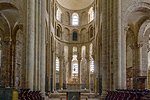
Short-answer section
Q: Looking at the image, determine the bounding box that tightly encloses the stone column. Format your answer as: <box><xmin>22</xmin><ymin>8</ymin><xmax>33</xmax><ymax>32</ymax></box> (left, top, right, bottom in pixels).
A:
<box><xmin>68</xmin><ymin>56</ymin><xmax>72</xmax><ymax>83</ymax></box>
<box><xmin>27</xmin><ymin>0</ymin><xmax>35</xmax><ymax>91</ymax></box>
<box><xmin>1</xmin><ymin>39</ymin><xmax>11</xmax><ymax>87</ymax></box>
<box><xmin>77</xmin><ymin>56</ymin><xmax>81</xmax><ymax>84</ymax></box>
<box><xmin>59</xmin><ymin>56</ymin><xmax>64</xmax><ymax>89</ymax></box>
<box><xmin>37</xmin><ymin>0</ymin><xmax>41</xmax><ymax>91</ymax></box>
<box><xmin>141</xmin><ymin>44</ymin><xmax>148</xmax><ymax>88</ymax></box>
<box><xmin>68</xmin><ymin>47</ymin><xmax>73</xmax><ymax>83</ymax></box>
<box><xmin>53</xmin><ymin>51</ymin><xmax>56</xmax><ymax>91</ymax></box>
<box><xmin>101</xmin><ymin>0</ymin><xmax>108</xmax><ymax>98</ymax></box>
<box><xmin>40</xmin><ymin>0</ymin><xmax>46</xmax><ymax>96</ymax></box>
<box><xmin>113</xmin><ymin>0</ymin><xmax>122</xmax><ymax>89</ymax></box>
<box><xmin>121</xmin><ymin>26</ymin><xmax>130</xmax><ymax>89</ymax></box>
<box><xmin>92</xmin><ymin>55</ymin><xmax>96</xmax><ymax>92</ymax></box>
<box><xmin>34</xmin><ymin>0</ymin><xmax>39</xmax><ymax>91</ymax></box>
<box><xmin>86</xmin><ymin>56</ymin><xmax>90</xmax><ymax>89</ymax></box>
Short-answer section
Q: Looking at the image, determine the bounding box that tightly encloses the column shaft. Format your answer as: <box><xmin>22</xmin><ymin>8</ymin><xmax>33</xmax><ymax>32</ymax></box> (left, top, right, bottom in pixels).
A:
<box><xmin>53</xmin><ymin>51</ymin><xmax>56</xmax><ymax>91</ymax></box>
<box><xmin>34</xmin><ymin>0</ymin><xmax>39</xmax><ymax>91</ymax></box>
<box><xmin>59</xmin><ymin>57</ymin><xmax>64</xmax><ymax>89</ymax></box>
<box><xmin>27</xmin><ymin>0</ymin><xmax>35</xmax><ymax>91</ymax></box>
<box><xmin>101</xmin><ymin>0</ymin><xmax>108</xmax><ymax>98</ymax></box>
<box><xmin>68</xmin><ymin>58</ymin><xmax>72</xmax><ymax>83</ymax></box>
<box><xmin>121</xmin><ymin>29</ymin><xmax>126</xmax><ymax>89</ymax></box>
<box><xmin>86</xmin><ymin>57</ymin><xmax>90</xmax><ymax>89</ymax></box>
<box><xmin>37</xmin><ymin>0</ymin><xmax>41</xmax><ymax>91</ymax></box>
<box><xmin>113</xmin><ymin>0</ymin><xmax>121</xmax><ymax>89</ymax></box>
<box><xmin>78</xmin><ymin>59</ymin><xmax>81</xmax><ymax>84</ymax></box>
<box><xmin>40</xmin><ymin>0</ymin><xmax>46</xmax><ymax>96</ymax></box>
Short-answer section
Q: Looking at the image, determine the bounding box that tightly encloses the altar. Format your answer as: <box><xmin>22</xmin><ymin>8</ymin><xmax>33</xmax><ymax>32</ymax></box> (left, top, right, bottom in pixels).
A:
<box><xmin>67</xmin><ymin>83</ymin><xmax>82</xmax><ymax>90</ymax></box>
<box><xmin>66</xmin><ymin>90</ymin><xmax>81</xmax><ymax>100</ymax></box>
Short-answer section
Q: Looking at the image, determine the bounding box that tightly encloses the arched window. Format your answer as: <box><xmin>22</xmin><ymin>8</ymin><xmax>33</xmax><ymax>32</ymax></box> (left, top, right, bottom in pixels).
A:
<box><xmin>89</xmin><ymin>27</ymin><xmax>94</xmax><ymax>38</ymax></box>
<box><xmin>56</xmin><ymin>26</ymin><xmax>61</xmax><ymax>37</ymax></box>
<box><xmin>72</xmin><ymin>13</ymin><xmax>79</xmax><ymax>25</ymax></box>
<box><xmin>73</xmin><ymin>31</ymin><xmax>78</xmax><ymax>41</ymax></box>
<box><xmin>90</xmin><ymin>61</ymin><xmax>94</xmax><ymax>72</ymax></box>
<box><xmin>72</xmin><ymin>55</ymin><xmax>78</xmax><ymax>79</ymax></box>
<box><xmin>88</xmin><ymin>7</ymin><xmax>94</xmax><ymax>23</ymax></box>
<box><xmin>56</xmin><ymin>8</ymin><xmax>62</xmax><ymax>22</ymax></box>
<box><xmin>56</xmin><ymin>57</ymin><xmax>59</xmax><ymax>71</ymax></box>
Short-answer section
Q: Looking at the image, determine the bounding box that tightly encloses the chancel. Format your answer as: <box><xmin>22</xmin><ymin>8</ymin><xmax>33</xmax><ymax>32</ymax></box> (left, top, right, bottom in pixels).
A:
<box><xmin>0</xmin><ymin>0</ymin><xmax>150</xmax><ymax>100</ymax></box>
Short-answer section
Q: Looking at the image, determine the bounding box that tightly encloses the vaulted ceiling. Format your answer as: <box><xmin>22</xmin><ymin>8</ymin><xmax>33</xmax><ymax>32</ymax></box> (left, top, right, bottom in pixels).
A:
<box><xmin>57</xmin><ymin>0</ymin><xmax>94</xmax><ymax>10</ymax></box>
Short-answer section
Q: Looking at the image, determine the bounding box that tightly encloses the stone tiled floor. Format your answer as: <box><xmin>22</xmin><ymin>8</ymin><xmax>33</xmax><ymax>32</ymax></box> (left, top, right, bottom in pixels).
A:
<box><xmin>48</xmin><ymin>98</ymin><xmax>99</xmax><ymax>100</ymax></box>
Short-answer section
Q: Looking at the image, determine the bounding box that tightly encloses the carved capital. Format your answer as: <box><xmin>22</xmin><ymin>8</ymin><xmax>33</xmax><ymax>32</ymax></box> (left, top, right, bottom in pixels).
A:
<box><xmin>85</xmin><ymin>56</ymin><xmax>90</xmax><ymax>60</ymax></box>
<box><xmin>18</xmin><ymin>24</ymin><xmax>23</xmax><ymax>31</ymax></box>
<box><xmin>77</xmin><ymin>57</ymin><xmax>82</xmax><ymax>61</ymax></box>
<box><xmin>129</xmin><ymin>44</ymin><xmax>135</xmax><ymax>50</ymax></box>
<box><xmin>91</xmin><ymin>54</ymin><xmax>95</xmax><ymax>60</ymax></box>
<box><xmin>58</xmin><ymin>56</ymin><xmax>64</xmax><ymax>60</ymax></box>
<box><xmin>137</xmin><ymin>43</ymin><xmax>143</xmax><ymax>48</ymax></box>
<box><xmin>124</xmin><ymin>26</ymin><xmax>130</xmax><ymax>32</ymax></box>
<box><xmin>68</xmin><ymin>56</ymin><xmax>73</xmax><ymax>60</ymax></box>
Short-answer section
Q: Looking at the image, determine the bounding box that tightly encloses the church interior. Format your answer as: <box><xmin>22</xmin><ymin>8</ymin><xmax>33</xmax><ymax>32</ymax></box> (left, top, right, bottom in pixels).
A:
<box><xmin>0</xmin><ymin>0</ymin><xmax>150</xmax><ymax>100</ymax></box>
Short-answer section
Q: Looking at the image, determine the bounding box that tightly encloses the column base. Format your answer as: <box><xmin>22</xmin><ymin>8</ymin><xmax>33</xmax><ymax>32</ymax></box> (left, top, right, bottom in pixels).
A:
<box><xmin>42</xmin><ymin>96</ymin><xmax>49</xmax><ymax>100</ymax></box>
<box><xmin>100</xmin><ymin>90</ymin><xmax>107</xmax><ymax>100</ymax></box>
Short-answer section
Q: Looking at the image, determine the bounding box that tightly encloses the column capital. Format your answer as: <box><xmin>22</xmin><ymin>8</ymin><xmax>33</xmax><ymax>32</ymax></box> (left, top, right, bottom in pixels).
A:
<box><xmin>68</xmin><ymin>56</ymin><xmax>73</xmax><ymax>60</ymax></box>
<box><xmin>129</xmin><ymin>44</ymin><xmax>135</xmax><ymax>50</ymax></box>
<box><xmin>85</xmin><ymin>56</ymin><xmax>90</xmax><ymax>60</ymax></box>
<box><xmin>124</xmin><ymin>26</ymin><xmax>130</xmax><ymax>32</ymax></box>
<box><xmin>91</xmin><ymin>54</ymin><xmax>95</xmax><ymax>60</ymax></box>
<box><xmin>137</xmin><ymin>43</ymin><xmax>143</xmax><ymax>48</ymax></box>
<box><xmin>58</xmin><ymin>56</ymin><xmax>64</xmax><ymax>60</ymax></box>
<box><xmin>77</xmin><ymin>57</ymin><xmax>82</xmax><ymax>61</ymax></box>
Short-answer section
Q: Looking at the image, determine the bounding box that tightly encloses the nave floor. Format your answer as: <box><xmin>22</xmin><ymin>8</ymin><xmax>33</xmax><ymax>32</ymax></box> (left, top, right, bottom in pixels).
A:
<box><xmin>47</xmin><ymin>92</ymin><xmax>99</xmax><ymax>100</ymax></box>
<box><xmin>48</xmin><ymin>98</ymin><xmax>99</xmax><ymax>100</ymax></box>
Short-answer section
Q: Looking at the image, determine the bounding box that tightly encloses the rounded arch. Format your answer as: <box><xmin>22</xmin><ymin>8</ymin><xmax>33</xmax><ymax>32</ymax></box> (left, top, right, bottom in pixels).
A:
<box><xmin>80</xmin><ymin>28</ymin><xmax>87</xmax><ymax>33</ymax></box>
<box><xmin>63</xmin><ymin>27</ymin><xmax>70</xmax><ymax>41</ymax></box>
<box><xmin>56</xmin><ymin>24</ymin><xmax>62</xmax><ymax>37</ymax></box>
<box><xmin>81</xmin><ymin>45</ymin><xmax>86</xmax><ymax>59</ymax></box>
<box><xmin>124</xmin><ymin>2</ymin><xmax>150</xmax><ymax>26</ymax></box>
<box><xmin>0</xmin><ymin>3</ymin><xmax>20</xmax><ymax>38</ymax></box>
<box><xmin>72</xmin><ymin>29</ymin><xmax>79</xmax><ymax>41</ymax></box>
<box><xmin>73</xmin><ymin>46</ymin><xmax>77</xmax><ymax>53</ymax></box>
<box><xmin>89</xmin><ymin>25</ymin><xmax>94</xmax><ymax>38</ymax></box>
<box><xmin>126</xmin><ymin>28</ymin><xmax>136</xmax><ymax>46</ymax></box>
<box><xmin>80</xmin><ymin>28</ymin><xmax>87</xmax><ymax>42</ymax></box>
<box><xmin>81</xmin><ymin>11</ymin><xmax>88</xmax><ymax>25</ymax></box>
<box><xmin>71</xmin><ymin>29</ymin><xmax>79</xmax><ymax>34</ymax></box>
<box><xmin>0</xmin><ymin>2</ymin><xmax>20</xmax><ymax>11</ymax></box>
<box><xmin>138</xmin><ymin>20</ymin><xmax>150</xmax><ymax>44</ymax></box>
<box><xmin>0</xmin><ymin>14</ymin><xmax>10</xmax><ymax>36</ymax></box>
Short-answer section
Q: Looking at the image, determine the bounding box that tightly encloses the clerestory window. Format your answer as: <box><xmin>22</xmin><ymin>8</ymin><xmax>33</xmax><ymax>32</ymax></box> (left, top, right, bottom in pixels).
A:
<box><xmin>72</xmin><ymin>13</ymin><xmax>79</xmax><ymax>25</ymax></box>
<box><xmin>88</xmin><ymin>7</ymin><xmax>94</xmax><ymax>23</ymax></box>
